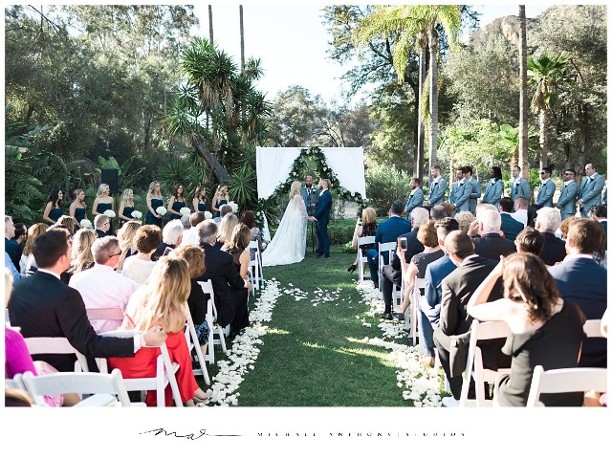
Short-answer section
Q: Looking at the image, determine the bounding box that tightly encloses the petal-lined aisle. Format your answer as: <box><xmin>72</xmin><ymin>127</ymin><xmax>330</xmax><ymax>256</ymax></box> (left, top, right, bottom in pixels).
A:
<box><xmin>200</xmin><ymin>246</ymin><xmax>444</xmax><ymax>407</ymax></box>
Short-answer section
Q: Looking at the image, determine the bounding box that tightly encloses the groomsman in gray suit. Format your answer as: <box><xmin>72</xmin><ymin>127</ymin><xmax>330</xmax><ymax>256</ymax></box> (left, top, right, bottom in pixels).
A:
<box><xmin>404</xmin><ymin>178</ymin><xmax>424</xmax><ymax>216</ymax></box>
<box><xmin>510</xmin><ymin>165</ymin><xmax>532</xmax><ymax>202</ymax></box>
<box><xmin>449</xmin><ymin>167</ymin><xmax>472</xmax><ymax>214</ymax></box>
<box><xmin>481</xmin><ymin>166</ymin><xmax>504</xmax><ymax>206</ymax></box>
<box><xmin>556</xmin><ymin>168</ymin><xmax>578</xmax><ymax>220</ymax></box>
<box><xmin>578</xmin><ymin>163</ymin><xmax>605</xmax><ymax>217</ymax></box>
<box><xmin>535</xmin><ymin>166</ymin><xmax>556</xmax><ymax>208</ymax></box>
<box><xmin>427</xmin><ymin>165</ymin><xmax>447</xmax><ymax>206</ymax></box>
<box><xmin>465</xmin><ymin>166</ymin><xmax>480</xmax><ymax>215</ymax></box>
<box><xmin>300</xmin><ymin>174</ymin><xmax>319</xmax><ymax>216</ymax></box>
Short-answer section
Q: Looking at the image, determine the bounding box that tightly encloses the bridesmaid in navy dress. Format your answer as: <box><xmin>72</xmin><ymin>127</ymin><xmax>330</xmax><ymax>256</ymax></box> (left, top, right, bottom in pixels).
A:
<box><xmin>211</xmin><ymin>184</ymin><xmax>230</xmax><ymax>218</ymax></box>
<box><xmin>167</xmin><ymin>184</ymin><xmax>187</xmax><ymax>220</ymax></box>
<box><xmin>69</xmin><ymin>189</ymin><xmax>88</xmax><ymax>229</ymax></box>
<box><xmin>145</xmin><ymin>180</ymin><xmax>165</xmax><ymax>228</ymax></box>
<box><xmin>42</xmin><ymin>189</ymin><xmax>64</xmax><ymax>224</ymax></box>
<box><xmin>92</xmin><ymin>183</ymin><xmax>115</xmax><ymax>235</ymax></box>
<box><xmin>192</xmin><ymin>185</ymin><xmax>208</xmax><ymax>213</ymax></box>
<box><xmin>118</xmin><ymin>188</ymin><xmax>137</xmax><ymax>225</ymax></box>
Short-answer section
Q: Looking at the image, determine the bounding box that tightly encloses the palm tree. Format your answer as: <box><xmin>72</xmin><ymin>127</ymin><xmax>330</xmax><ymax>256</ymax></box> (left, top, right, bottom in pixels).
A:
<box><xmin>239</xmin><ymin>5</ymin><xmax>245</xmax><ymax>73</ymax></box>
<box><xmin>208</xmin><ymin>5</ymin><xmax>213</xmax><ymax>42</ymax></box>
<box><xmin>527</xmin><ymin>52</ymin><xmax>570</xmax><ymax>169</ymax></box>
<box><xmin>518</xmin><ymin>5</ymin><xmax>529</xmax><ymax>177</ymax></box>
<box><xmin>353</xmin><ymin>5</ymin><xmax>461</xmax><ymax>175</ymax></box>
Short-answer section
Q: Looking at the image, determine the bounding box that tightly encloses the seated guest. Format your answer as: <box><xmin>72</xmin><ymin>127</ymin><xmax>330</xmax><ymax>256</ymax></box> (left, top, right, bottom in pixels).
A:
<box><xmin>108</xmin><ymin>256</ymin><xmax>211</xmax><ymax>406</ymax></box>
<box><xmin>548</xmin><ymin>218</ymin><xmax>607</xmax><ymax>368</ymax></box>
<box><xmin>221</xmin><ymin>223</ymin><xmax>252</xmax><ymax>339</ymax></box>
<box><xmin>471</xmin><ymin>206</ymin><xmax>516</xmax><ymax>260</ymax></box>
<box><xmin>173</xmin><ymin>244</ymin><xmax>209</xmax><ymax>359</ymax></box>
<box><xmin>151</xmin><ymin>219</ymin><xmax>183</xmax><ymax>261</ymax></box>
<box><xmin>366</xmin><ymin>200</ymin><xmax>412</xmax><ymax>289</ymax></box>
<box><xmin>5</xmin><ymin>252</ymin><xmax>20</xmax><ymax>282</ymax></box>
<box><xmin>498</xmin><ymin>197</ymin><xmax>523</xmax><ymax>242</ymax></box>
<box><xmin>429</xmin><ymin>205</ymin><xmax>448</xmax><ymax>222</ymax></box>
<box><xmin>534</xmin><ymin>207</ymin><xmax>566</xmax><ymax>266</ymax></box>
<box><xmin>181</xmin><ymin>212</ymin><xmax>206</xmax><ymax>247</ymax></box>
<box><xmin>21</xmin><ymin>223</ymin><xmax>49</xmax><ymax>274</ymax></box>
<box><xmin>56</xmin><ymin>215</ymin><xmax>77</xmax><ymax>236</ymax></box>
<box><xmin>589</xmin><ymin>205</ymin><xmax>607</xmax><ymax>263</ymax></box>
<box><xmin>514</xmin><ymin>227</ymin><xmax>544</xmax><ymax>256</ymax></box>
<box><xmin>348</xmin><ymin>207</ymin><xmax>378</xmax><ymax>273</ymax></box>
<box><xmin>395</xmin><ymin>220</ymin><xmax>444</xmax><ymax>321</ymax></box>
<box><xmin>121</xmin><ymin>225</ymin><xmax>161</xmax><ymax>284</ymax></box>
<box><xmin>5</xmin><ymin>215</ymin><xmax>22</xmax><ymax>270</ymax></box>
<box><xmin>420</xmin><ymin>218</ymin><xmax>460</xmax><ymax>365</ymax></box>
<box><xmin>69</xmin><ymin>236</ymin><xmax>138</xmax><ymax>332</ymax></box>
<box><xmin>214</xmin><ymin>204</ymin><xmax>233</xmax><ymax>224</ymax></box>
<box><xmin>379</xmin><ymin>207</ymin><xmax>427</xmax><ymax>319</ymax></box>
<box><xmin>510</xmin><ymin>196</ymin><xmax>529</xmax><ymax>228</ymax></box>
<box><xmin>216</xmin><ymin>212</ymin><xmax>238</xmax><ymax>249</ymax></box>
<box><xmin>196</xmin><ymin>220</ymin><xmax>250</xmax><ymax>330</ymax></box>
<box><xmin>66</xmin><ymin>228</ymin><xmax>97</xmax><ymax>279</ymax></box>
<box><xmin>467</xmin><ymin>253</ymin><xmax>585</xmax><ymax>406</ymax></box>
<box><xmin>116</xmin><ymin>220</ymin><xmax>141</xmax><ymax>271</ymax></box>
<box><xmin>7</xmin><ymin>228</ymin><xmax>165</xmax><ymax>373</ymax></box>
<box><xmin>454</xmin><ymin>211</ymin><xmax>475</xmax><ymax>235</ymax></box>
<box><xmin>558</xmin><ymin>216</ymin><xmax>578</xmax><ymax>240</ymax></box>
<box><xmin>432</xmin><ymin>230</ymin><xmax>505</xmax><ymax>404</ymax></box>
<box><xmin>94</xmin><ymin>214</ymin><xmax>111</xmax><ymax>238</ymax></box>
<box><xmin>240</xmin><ymin>210</ymin><xmax>264</xmax><ymax>260</ymax></box>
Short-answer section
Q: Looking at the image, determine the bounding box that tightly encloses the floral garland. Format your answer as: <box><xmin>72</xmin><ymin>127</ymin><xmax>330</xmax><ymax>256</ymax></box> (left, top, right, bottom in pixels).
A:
<box><xmin>255</xmin><ymin>146</ymin><xmax>365</xmax><ymax>229</ymax></box>
<box><xmin>355</xmin><ymin>280</ymin><xmax>442</xmax><ymax>407</ymax></box>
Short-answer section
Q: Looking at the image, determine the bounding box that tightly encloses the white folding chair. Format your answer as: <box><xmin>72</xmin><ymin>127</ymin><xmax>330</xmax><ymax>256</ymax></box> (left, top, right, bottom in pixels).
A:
<box><xmin>5</xmin><ymin>309</ymin><xmax>10</xmax><ymax>325</ymax></box>
<box><xmin>24</xmin><ymin>336</ymin><xmax>90</xmax><ymax>372</ymax></box>
<box><xmin>85</xmin><ymin>307</ymin><xmax>125</xmax><ymax>333</ymax></box>
<box><xmin>6</xmin><ymin>373</ymin><xmax>27</xmax><ymax>392</ymax></box>
<box><xmin>248</xmin><ymin>240</ymin><xmax>263</xmax><ymax>292</ymax></box>
<box><xmin>184</xmin><ymin>312</ymin><xmax>211</xmax><ymax>385</ymax></box>
<box><xmin>377</xmin><ymin>241</ymin><xmax>397</xmax><ymax>291</ymax></box>
<box><xmin>459</xmin><ymin>319</ymin><xmax>511</xmax><ymax>407</ymax></box>
<box><xmin>583</xmin><ymin>319</ymin><xmax>604</xmax><ymax>338</ymax></box>
<box><xmin>525</xmin><ymin>365</ymin><xmax>608</xmax><ymax>407</ymax></box>
<box><xmin>197</xmin><ymin>280</ymin><xmax>228</xmax><ymax>365</ymax></box>
<box><xmin>408</xmin><ymin>277</ymin><xmax>427</xmax><ymax>345</ymax></box>
<box><xmin>357</xmin><ymin>236</ymin><xmax>375</xmax><ymax>282</ymax></box>
<box><xmin>21</xmin><ymin>369</ymin><xmax>143</xmax><ymax>407</ymax></box>
<box><xmin>98</xmin><ymin>330</ymin><xmax>183</xmax><ymax>407</ymax></box>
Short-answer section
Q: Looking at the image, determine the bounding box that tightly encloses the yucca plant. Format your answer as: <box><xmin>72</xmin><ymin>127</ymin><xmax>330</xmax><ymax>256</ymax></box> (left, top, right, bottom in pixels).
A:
<box><xmin>229</xmin><ymin>162</ymin><xmax>257</xmax><ymax>212</ymax></box>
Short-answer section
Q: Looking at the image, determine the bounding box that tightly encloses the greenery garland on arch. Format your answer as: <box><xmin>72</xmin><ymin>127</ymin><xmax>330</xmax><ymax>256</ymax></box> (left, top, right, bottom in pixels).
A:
<box><xmin>255</xmin><ymin>146</ymin><xmax>365</xmax><ymax>229</ymax></box>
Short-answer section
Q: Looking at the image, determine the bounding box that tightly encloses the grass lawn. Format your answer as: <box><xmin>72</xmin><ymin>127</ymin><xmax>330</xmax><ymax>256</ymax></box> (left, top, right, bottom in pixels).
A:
<box><xmin>200</xmin><ymin>242</ymin><xmax>421</xmax><ymax>407</ymax></box>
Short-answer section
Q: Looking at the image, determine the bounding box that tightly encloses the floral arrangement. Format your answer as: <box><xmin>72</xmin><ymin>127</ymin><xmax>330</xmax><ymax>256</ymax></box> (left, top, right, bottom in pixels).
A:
<box><xmin>156</xmin><ymin>206</ymin><xmax>167</xmax><ymax>216</ymax></box>
<box><xmin>131</xmin><ymin>210</ymin><xmax>143</xmax><ymax>219</ymax></box>
<box><xmin>79</xmin><ymin>219</ymin><xmax>93</xmax><ymax>229</ymax></box>
<box><xmin>103</xmin><ymin>209</ymin><xmax>116</xmax><ymax>218</ymax></box>
<box><xmin>204</xmin><ymin>211</ymin><xmax>213</xmax><ymax>220</ymax></box>
<box><xmin>180</xmin><ymin>207</ymin><xmax>191</xmax><ymax>216</ymax></box>
<box><xmin>227</xmin><ymin>201</ymin><xmax>239</xmax><ymax>214</ymax></box>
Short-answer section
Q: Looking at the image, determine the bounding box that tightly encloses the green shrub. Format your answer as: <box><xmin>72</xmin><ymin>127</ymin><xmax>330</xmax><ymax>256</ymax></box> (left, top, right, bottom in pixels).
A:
<box><xmin>365</xmin><ymin>163</ymin><xmax>411</xmax><ymax>214</ymax></box>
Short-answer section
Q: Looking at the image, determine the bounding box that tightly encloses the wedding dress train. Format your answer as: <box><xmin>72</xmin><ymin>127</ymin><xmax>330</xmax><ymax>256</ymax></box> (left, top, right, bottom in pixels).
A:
<box><xmin>262</xmin><ymin>195</ymin><xmax>308</xmax><ymax>267</ymax></box>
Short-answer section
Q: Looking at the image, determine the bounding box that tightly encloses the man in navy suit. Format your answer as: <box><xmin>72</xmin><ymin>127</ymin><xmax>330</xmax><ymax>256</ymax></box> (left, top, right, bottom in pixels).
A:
<box><xmin>535</xmin><ymin>166</ymin><xmax>556</xmax><ymax>208</ymax></box>
<box><xmin>8</xmin><ymin>229</ymin><xmax>165</xmax><ymax>372</ymax></box>
<box><xmin>578</xmin><ymin>163</ymin><xmax>606</xmax><ymax>216</ymax></box>
<box><xmin>471</xmin><ymin>206</ymin><xmax>516</xmax><ymax>260</ymax></box>
<box><xmin>366</xmin><ymin>200</ymin><xmax>411</xmax><ymax>288</ymax></box>
<box><xmin>309</xmin><ymin>179</ymin><xmax>332</xmax><ymax>258</ymax></box>
<box><xmin>548</xmin><ymin>219</ymin><xmax>607</xmax><ymax>368</ymax></box>
<box><xmin>498</xmin><ymin>197</ymin><xmax>524</xmax><ymax>242</ymax></box>
<box><xmin>404</xmin><ymin>178</ymin><xmax>424</xmax><ymax>216</ymax></box>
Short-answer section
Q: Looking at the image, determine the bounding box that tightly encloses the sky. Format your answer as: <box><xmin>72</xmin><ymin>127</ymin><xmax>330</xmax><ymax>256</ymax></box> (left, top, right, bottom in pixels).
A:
<box><xmin>191</xmin><ymin>3</ymin><xmax>556</xmax><ymax>105</ymax></box>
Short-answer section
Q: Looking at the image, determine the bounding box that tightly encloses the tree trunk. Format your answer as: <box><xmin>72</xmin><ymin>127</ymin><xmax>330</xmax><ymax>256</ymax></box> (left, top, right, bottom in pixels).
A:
<box><xmin>539</xmin><ymin>109</ymin><xmax>548</xmax><ymax>168</ymax></box>
<box><xmin>192</xmin><ymin>134</ymin><xmax>230</xmax><ymax>183</ymax></box>
<box><xmin>428</xmin><ymin>27</ymin><xmax>439</xmax><ymax>171</ymax></box>
<box><xmin>208</xmin><ymin>5</ymin><xmax>213</xmax><ymax>42</ymax></box>
<box><xmin>416</xmin><ymin>31</ymin><xmax>427</xmax><ymax>182</ymax></box>
<box><xmin>576</xmin><ymin>103</ymin><xmax>591</xmax><ymax>182</ymax></box>
<box><xmin>239</xmin><ymin>5</ymin><xmax>245</xmax><ymax>73</ymax></box>
<box><xmin>518</xmin><ymin>5</ymin><xmax>529</xmax><ymax>178</ymax></box>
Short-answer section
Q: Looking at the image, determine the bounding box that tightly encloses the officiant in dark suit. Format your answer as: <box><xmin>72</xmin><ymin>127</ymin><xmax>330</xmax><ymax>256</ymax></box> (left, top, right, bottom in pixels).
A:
<box><xmin>309</xmin><ymin>179</ymin><xmax>332</xmax><ymax>258</ymax></box>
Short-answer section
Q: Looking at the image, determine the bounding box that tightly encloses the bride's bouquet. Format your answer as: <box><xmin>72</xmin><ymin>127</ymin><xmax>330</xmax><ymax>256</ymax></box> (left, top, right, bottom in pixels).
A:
<box><xmin>103</xmin><ymin>209</ymin><xmax>116</xmax><ymax>218</ymax></box>
<box><xmin>131</xmin><ymin>210</ymin><xmax>143</xmax><ymax>219</ymax></box>
<box><xmin>228</xmin><ymin>201</ymin><xmax>239</xmax><ymax>214</ymax></box>
<box><xmin>180</xmin><ymin>207</ymin><xmax>191</xmax><ymax>216</ymax></box>
<box><xmin>156</xmin><ymin>206</ymin><xmax>167</xmax><ymax>216</ymax></box>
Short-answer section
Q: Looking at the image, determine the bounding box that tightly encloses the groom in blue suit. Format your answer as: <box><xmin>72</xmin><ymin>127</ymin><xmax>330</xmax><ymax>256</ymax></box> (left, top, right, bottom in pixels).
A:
<box><xmin>309</xmin><ymin>179</ymin><xmax>332</xmax><ymax>258</ymax></box>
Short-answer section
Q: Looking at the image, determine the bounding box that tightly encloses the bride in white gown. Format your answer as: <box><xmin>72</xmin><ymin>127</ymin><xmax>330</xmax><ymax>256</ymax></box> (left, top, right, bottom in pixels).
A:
<box><xmin>262</xmin><ymin>181</ymin><xmax>308</xmax><ymax>267</ymax></box>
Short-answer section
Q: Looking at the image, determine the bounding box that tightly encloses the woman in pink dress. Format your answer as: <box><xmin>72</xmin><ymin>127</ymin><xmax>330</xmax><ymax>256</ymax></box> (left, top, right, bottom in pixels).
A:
<box><xmin>108</xmin><ymin>256</ymin><xmax>210</xmax><ymax>406</ymax></box>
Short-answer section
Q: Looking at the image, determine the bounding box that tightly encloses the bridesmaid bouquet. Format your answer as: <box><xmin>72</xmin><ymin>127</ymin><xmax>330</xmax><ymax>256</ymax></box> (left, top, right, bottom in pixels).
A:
<box><xmin>131</xmin><ymin>210</ymin><xmax>143</xmax><ymax>219</ymax></box>
<box><xmin>204</xmin><ymin>211</ymin><xmax>213</xmax><ymax>220</ymax></box>
<box><xmin>103</xmin><ymin>209</ymin><xmax>116</xmax><ymax>218</ymax></box>
<box><xmin>180</xmin><ymin>207</ymin><xmax>191</xmax><ymax>216</ymax></box>
<box><xmin>156</xmin><ymin>206</ymin><xmax>167</xmax><ymax>216</ymax></box>
<box><xmin>228</xmin><ymin>201</ymin><xmax>239</xmax><ymax>213</ymax></box>
<box><xmin>79</xmin><ymin>219</ymin><xmax>93</xmax><ymax>229</ymax></box>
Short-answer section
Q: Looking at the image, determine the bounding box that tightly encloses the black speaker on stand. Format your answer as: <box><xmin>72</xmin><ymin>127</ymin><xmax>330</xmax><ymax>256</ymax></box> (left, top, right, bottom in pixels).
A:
<box><xmin>101</xmin><ymin>168</ymin><xmax>119</xmax><ymax>195</ymax></box>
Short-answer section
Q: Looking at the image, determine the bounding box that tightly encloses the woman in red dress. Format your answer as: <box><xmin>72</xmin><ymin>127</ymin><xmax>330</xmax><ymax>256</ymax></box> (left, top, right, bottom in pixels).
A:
<box><xmin>108</xmin><ymin>256</ymin><xmax>211</xmax><ymax>406</ymax></box>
